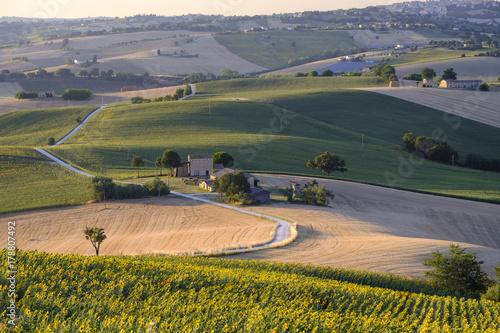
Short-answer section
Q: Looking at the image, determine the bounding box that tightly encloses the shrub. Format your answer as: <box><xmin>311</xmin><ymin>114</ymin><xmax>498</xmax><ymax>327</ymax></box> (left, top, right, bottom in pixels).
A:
<box><xmin>144</xmin><ymin>177</ymin><xmax>170</xmax><ymax>196</ymax></box>
<box><xmin>130</xmin><ymin>96</ymin><xmax>144</xmax><ymax>103</ymax></box>
<box><xmin>62</xmin><ymin>89</ymin><xmax>92</xmax><ymax>100</ymax></box>
<box><xmin>14</xmin><ymin>91</ymin><xmax>37</xmax><ymax>99</ymax></box>
<box><xmin>483</xmin><ymin>284</ymin><xmax>500</xmax><ymax>302</ymax></box>
<box><xmin>479</xmin><ymin>82</ymin><xmax>489</xmax><ymax>91</ymax></box>
<box><xmin>47</xmin><ymin>137</ymin><xmax>55</xmax><ymax>146</ymax></box>
<box><xmin>423</xmin><ymin>244</ymin><xmax>494</xmax><ymax>295</ymax></box>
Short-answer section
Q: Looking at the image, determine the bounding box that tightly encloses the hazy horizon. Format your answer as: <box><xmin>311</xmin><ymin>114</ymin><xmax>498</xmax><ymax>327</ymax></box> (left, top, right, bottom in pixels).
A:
<box><xmin>2</xmin><ymin>0</ymin><xmax>401</xmax><ymax>19</ymax></box>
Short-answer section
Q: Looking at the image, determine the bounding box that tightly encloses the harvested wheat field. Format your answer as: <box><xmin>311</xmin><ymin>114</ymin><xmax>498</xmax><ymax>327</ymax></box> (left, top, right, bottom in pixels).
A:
<box><xmin>394</xmin><ymin>57</ymin><xmax>500</xmax><ymax>81</ymax></box>
<box><xmin>363</xmin><ymin>87</ymin><xmax>500</xmax><ymax>129</ymax></box>
<box><xmin>0</xmin><ymin>196</ymin><xmax>276</xmax><ymax>256</ymax></box>
<box><xmin>347</xmin><ymin>30</ymin><xmax>453</xmax><ymax>47</ymax></box>
<box><xmin>230</xmin><ymin>174</ymin><xmax>500</xmax><ymax>278</ymax></box>
<box><xmin>0</xmin><ymin>85</ymin><xmax>189</xmax><ymax>114</ymax></box>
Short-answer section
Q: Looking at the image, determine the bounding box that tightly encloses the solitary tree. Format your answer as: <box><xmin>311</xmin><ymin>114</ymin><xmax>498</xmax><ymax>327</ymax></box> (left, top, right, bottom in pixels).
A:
<box><xmin>442</xmin><ymin>67</ymin><xmax>457</xmax><ymax>80</ymax></box>
<box><xmin>308</xmin><ymin>70</ymin><xmax>319</xmax><ymax>77</ymax></box>
<box><xmin>84</xmin><ymin>227</ymin><xmax>107</xmax><ymax>256</ymax></box>
<box><xmin>423</xmin><ymin>244</ymin><xmax>493</xmax><ymax>295</ymax></box>
<box><xmin>213</xmin><ymin>152</ymin><xmax>234</xmax><ymax>168</ymax></box>
<box><xmin>47</xmin><ymin>137</ymin><xmax>55</xmax><ymax>146</ymax></box>
<box><xmin>155</xmin><ymin>157</ymin><xmax>164</xmax><ymax>175</ymax></box>
<box><xmin>131</xmin><ymin>156</ymin><xmax>144</xmax><ymax>178</ymax></box>
<box><xmin>307</xmin><ymin>152</ymin><xmax>347</xmax><ymax>176</ymax></box>
<box><xmin>420</xmin><ymin>67</ymin><xmax>436</xmax><ymax>80</ymax></box>
<box><xmin>161</xmin><ymin>150</ymin><xmax>181</xmax><ymax>184</ymax></box>
<box><xmin>161</xmin><ymin>150</ymin><xmax>181</xmax><ymax>172</ymax></box>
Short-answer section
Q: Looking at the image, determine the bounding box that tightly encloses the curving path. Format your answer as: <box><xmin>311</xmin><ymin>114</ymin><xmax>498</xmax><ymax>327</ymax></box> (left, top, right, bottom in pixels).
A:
<box><xmin>53</xmin><ymin>105</ymin><xmax>109</xmax><ymax>146</ymax></box>
<box><xmin>31</xmin><ymin>83</ymin><xmax>293</xmax><ymax>253</ymax></box>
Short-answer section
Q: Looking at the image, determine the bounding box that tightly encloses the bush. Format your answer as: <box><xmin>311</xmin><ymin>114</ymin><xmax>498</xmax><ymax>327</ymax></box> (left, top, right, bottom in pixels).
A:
<box><xmin>89</xmin><ymin>176</ymin><xmax>149</xmax><ymax>201</ymax></box>
<box><xmin>47</xmin><ymin>137</ymin><xmax>55</xmax><ymax>146</ymax></box>
<box><xmin>62</xmin><ymin>89</ymin><xmax>92</xmax><ymax>100</ymax></box>
<box><xmin>14</xmin><ymin>91</ymin><xmax>37</xmax><ymax>99</ymax></box>
<box><xmin>144</xmin><ymin>177</ymin><xmax>170</xmax><ymax>196</ymax></box>
<box><xmin>295</xmin><ymin>180</ymin><xmax>334</xmax><ymax>205</ymax></box>
<box><xmin>479</xmin><ymin>83</ymin><xmax>489</xmax><ymax>91</ymax></box>
<box><xmin>482</xmin><ymin>284</ymin><xmax>500</xmax><ymax>302</ymax></box>
<box><xmin>130</xmin><ymin>96</ymin><xmax>144</xmax><ymax>103</ymax></box>
<box><xmin>423</xmin><ymin>244</ymin><xmax>493</xmax><ymax>295</ymax></box>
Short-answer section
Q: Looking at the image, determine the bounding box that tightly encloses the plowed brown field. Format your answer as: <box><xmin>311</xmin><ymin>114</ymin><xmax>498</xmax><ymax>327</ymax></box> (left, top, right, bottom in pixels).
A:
<box><xmin>0</xmin><ymin>196</ymin><xmax>276</xmax><ymax>256</ymax></box>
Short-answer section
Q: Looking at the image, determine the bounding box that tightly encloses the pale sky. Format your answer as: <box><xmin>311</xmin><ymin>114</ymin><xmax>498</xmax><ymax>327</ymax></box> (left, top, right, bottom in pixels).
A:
<box><xmin>1</xmin><ymin>0</ymin><xmax>399</xmax><ymax>19</ymax></box>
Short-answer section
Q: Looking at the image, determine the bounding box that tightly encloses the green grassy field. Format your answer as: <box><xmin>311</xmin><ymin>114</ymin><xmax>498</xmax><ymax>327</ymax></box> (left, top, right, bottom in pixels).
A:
<box><xmin>4</xmin><ymin>250</ymin><xmax>498</xmax><ymax>332</ymax></box>
<box><xmin>0</xmin><ymin>105</ymin><xmax>98</xmax><ymax>147</ymax></box>
<box><xmin>388</xmin><ymin>47</ymin><xmax>490</xmax><ymax>66</ymax></box>
<box><xmin>214</xmin><ymin>30</ymin><xmax>362</xmax><ymax>69</ymax></box>
<box><xmin>2</xmin><ymin>77</ymin><xmax>500</xmax><ymax>213</ymax></box>
<box><xmin>37</xmin><ymin>80</ymin><xmax>500</xmax><ymax>202</ymax></box>
<box><xmin>0</xmin><ymin>147</ymin><xmax>91</xmax><ymax>214</ymax></box>
<box><xmin>195</xmin><ymin>77</ymin><xmax>387</xmax><ymax>95</ymax></box>
<box><xmin>18</xmin><ymin>78</ymin><xmax>137</xmax><ymax>95</ymax></box>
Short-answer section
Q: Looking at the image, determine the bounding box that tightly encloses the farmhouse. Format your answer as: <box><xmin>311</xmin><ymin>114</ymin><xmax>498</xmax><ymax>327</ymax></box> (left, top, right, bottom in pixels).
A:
<box><xmin>38</xmin><ymin>90</ymin><xmax>54</xmax><ymax>98</ymax></box>
<box><xmin>175</xmin><ymin>154</ymin><xmax>227</xmax><ymax>177</ymax></box>
<box><xmin>439</xmin><ymin>79</ymin><xmax>483</xmax><ymax>89</ymax></box>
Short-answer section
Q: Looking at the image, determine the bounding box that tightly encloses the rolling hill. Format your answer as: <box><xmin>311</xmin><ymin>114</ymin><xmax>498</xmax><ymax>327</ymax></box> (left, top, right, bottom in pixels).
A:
<box><xmin>1</xmin><ymin>77</ymin><xmax>495</xmax><ymax>203</ymax></box>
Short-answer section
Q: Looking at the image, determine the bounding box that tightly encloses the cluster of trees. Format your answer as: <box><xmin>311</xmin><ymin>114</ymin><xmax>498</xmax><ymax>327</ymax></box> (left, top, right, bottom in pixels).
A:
<box><xmin>283</xmin><ymin>180</ymin><xmax>334</xmax><ymax>206</ymax></box>
<box><xmin>403</xmin><ymin>67</ymin><xmax>461</xmax><ymax>84</ymax></box>
<box><xmin>130</xmin><ymin>86</ymin><xmax>190</xmax><ymax>103</ymax></box>
<box><xmin>404</xmin><ymin>133</ymin><xmax>500</xmax><ymax>172</ymax></box>
<box><xmin>403</xmin><ymin>133</ymin><xmax>459</xmax><ymax>164</ymax></box>
<box><xmin>424</xmin><ymin>244</ymin><xmax>499</xmax><ymax>301</ymax></box>
<box><xmin>11</xmin><ymin>56</ymin><xmax>28</xmax><ymax>62</ymax></box>
<box><xmin>89</xmin><ymin>176</ymin><xmax>169</xmax><ymax>201</ymax></box>
<box><xmin>62</xmin><ymin>89</ymin><xmax>92</xmax><ymax>100</ymax></box>
<box><xmin>14</xmin><ymin>90</ymin><xmax>37</xmax><ymax>99</ymax></box>
<box><xmin>371</xmin><ymin>64</ymin><xmax>397</xmax><ymax>81</ymax></box>
<box><xmin>213</xmin><ymin>152</ymin><xmax>234</xmax><ymax>168</ymax></box>
<box><xmin>463</xmin><ymin>153</ymin><xmax>500</xmax><ymax>173</ymax></box>
<box><xmin>212</xmin><ymin>171</ymin><xmax>253</xmax><ymax>204</ymax></box>
<box><xmin>294</xmin><ymin>69</ymin><xmax>335</xmax><ymax>77</ymax></box>
<box><xmin>474</xmin><ymin>50</ymin><xmax>500</xmax><ymax>57</ymax></box>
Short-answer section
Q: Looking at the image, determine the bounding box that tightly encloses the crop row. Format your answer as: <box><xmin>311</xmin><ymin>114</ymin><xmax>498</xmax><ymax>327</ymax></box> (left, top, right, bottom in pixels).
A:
<box><xmin>1</xmin><ymin>251</ymin><xmax>499</xmax><ymax>332</ymax></box>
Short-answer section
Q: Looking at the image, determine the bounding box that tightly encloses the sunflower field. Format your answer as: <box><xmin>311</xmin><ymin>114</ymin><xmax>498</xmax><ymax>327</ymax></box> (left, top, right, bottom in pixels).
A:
<box><xmin>1</xmin><ymin>250</ymin><xmax>499</xmax><ymax>332</ymax></box>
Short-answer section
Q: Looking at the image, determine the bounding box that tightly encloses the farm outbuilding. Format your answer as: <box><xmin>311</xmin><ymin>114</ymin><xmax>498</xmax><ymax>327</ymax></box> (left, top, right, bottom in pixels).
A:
<box><xmin>251</xmin><ymin>188</ymin><xmax>271</xmax><ymax>203</ymax></box>
<box><xmin>199</xmin><ymin>179</ymin><xmax>215</xmax><ymax>192</ymax></box>
<box><xmin>439</xmin><ymin>79</ymin><xmax>483</xmax><ymax>89</ymax></box>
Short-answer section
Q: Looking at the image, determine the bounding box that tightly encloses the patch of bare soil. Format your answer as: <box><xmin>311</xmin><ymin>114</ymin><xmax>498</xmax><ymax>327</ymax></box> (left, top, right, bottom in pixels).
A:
<box><xmin>229</xmin><ymin>174</ymin><xmax>500</xmax><ymax>278</ymax></box>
